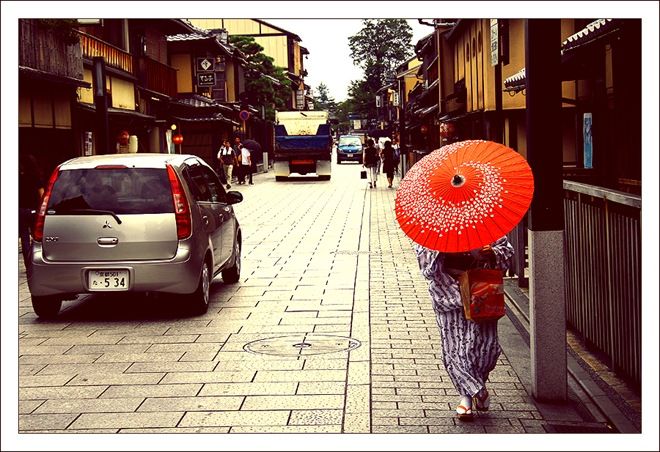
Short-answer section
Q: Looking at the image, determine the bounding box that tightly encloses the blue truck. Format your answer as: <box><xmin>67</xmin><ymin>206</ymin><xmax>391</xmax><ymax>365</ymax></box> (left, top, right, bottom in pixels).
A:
<box><xmin>274</xmin><ymin>111</ymin><xmax>332</xmax><ymax>181</ymax></box>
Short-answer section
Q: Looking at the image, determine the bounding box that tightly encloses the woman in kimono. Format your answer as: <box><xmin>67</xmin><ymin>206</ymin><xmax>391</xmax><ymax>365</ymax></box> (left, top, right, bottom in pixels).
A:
<box><xmin>414</xmin><ymin>236</ymin><xmax>514</xmax><ymax>421</ymax></box>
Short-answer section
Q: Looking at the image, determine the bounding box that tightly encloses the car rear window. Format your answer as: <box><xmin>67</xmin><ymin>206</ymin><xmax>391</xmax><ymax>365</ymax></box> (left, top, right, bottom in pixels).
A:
<box><xmin>47</xmin><ymin>168</ymin><xmax>174</xmax><ymax>215</ymax></box>
<box><xmin>339</xmin><ymin>137</ymin><xmax>362</xmax><ymax>146</ymax></box>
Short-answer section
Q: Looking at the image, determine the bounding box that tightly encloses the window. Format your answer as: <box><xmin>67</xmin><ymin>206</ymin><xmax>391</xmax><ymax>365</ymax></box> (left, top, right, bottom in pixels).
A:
<box><xmin>48</xmin><ymin>168</ymin><xmax>173</xmax><ymax>214</ymax></box>
<box><xmin>184</xmin><ymin>160</ymin><xmax>226</xmax><ymax>203</ymax></box>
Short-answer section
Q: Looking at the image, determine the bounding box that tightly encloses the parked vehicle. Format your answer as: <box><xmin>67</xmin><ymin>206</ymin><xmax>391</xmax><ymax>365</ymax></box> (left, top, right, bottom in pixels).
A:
<box><xmin>27</xmin><ymin>153</ymin><xmax>243</xmax><ymax>318</ymax></box>
<box><xmin>273</xmin><ymin>110</ymin><xmax>332</xmax><ymax>180</ymax></box>
<box><xmin>336</xmin><ymin>135</ymin><xmax>363</xmax><ymax>164</ymax></box>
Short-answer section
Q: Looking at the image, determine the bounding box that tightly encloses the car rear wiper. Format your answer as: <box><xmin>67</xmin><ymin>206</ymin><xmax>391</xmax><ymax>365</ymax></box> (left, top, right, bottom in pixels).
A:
<box><xmin>53</xmin><ymin>208</ymin><xmax>122</xmax><ymax>224</ymax></box>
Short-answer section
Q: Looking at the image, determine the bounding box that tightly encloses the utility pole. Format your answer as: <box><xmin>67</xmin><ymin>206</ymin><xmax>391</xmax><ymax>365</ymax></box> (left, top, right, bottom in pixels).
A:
<box><xmin>525</xmin><ymin>19</ymin><xmax>566</xmax><ymax>402</ymax></box>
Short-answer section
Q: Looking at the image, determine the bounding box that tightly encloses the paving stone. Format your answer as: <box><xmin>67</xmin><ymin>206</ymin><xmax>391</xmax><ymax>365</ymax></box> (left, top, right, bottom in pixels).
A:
<box><xmin>19</xmin><ymin>354</ymin><xmax>102</xmax><ymax>365</ymax></box>
<box><xmin>253</xmin><ymin>369</ymin><xmax>346</xmax><ymax>382</ymax></box>
<box><xmin>199</xmin><ymin>382</ymin><xmax>297</xmax><ymax>396</ymax></box>
<box><xmin>100</xmin><ymin>384</ymin><xmax>202</xmax><ymax>399</ymax></box>
<box><xmin>19</xmin><ymin>414</ymin><xmax>78</xmax><ymax>431</ymax></box>
<box><xmin>138</xmin><ymin>396</ymin><xmax>243</xmax><ymax>412</ymax></box>
<box><xmin>126</xmin><ymin>361</ymin><xmax>216</xmax><ymax>373</ymax></box>
<box><xmin>70</xmin><ymin>412</ymin><xmax>184</xmax><ymax>429</ymax></box>
<box><xmin>289</xmin><ymin>409</ymin><xmax>343</xmax><ymax>425</ymax></box>
<box><xmin>19</xmin><ymin>400</ymin><xmax>45</xmax><ymax>414</ymax></box>
<box><xmin>296</xmin><ymin>381</ymin><xmax>345</xmax><ymax>395</ymax></box>
<box><xmin>234</xmin><ymin>425</ymin><xmax>343</xmax><ymax>433</ymax></box>
<box><xmin>243</xmin><ymin>394</ymin><xmax>343</xmax><ymax>410</ymax></box>
<box><xmin>160</xmin><ymin>370</ymin><xmax>255</xmax><ymax>384</ymax></box>
<box><xmin>119</xmin><ymin>427</ymin><xmax>231</xmax><ymax>433</ymax></box>
<box><xmin>20</xmin><ymin>374</ymin><xmax>75</xmax><ymax>387</ymax></box>
<box><xmin>180</xmin><ymin>410</ymin><xmax>290</xmax><ymax>427</ymax></box>
<box><xmin>67</xmin><ymin>372</ymin><xmax>164</xmax><ymax>386</ymax></box>
<box><xmin>372</xmin><ymin>425</ymin><xmax>429</xmax><ymax>433</ymax></box>
<box><xmin>34</xmin><ymin>397</ymin><xmax>144</xmax><ymax>414</ymax></box>
<box><xmin>37</xmin><ymin>363</ymin><xmax>131</xmax><ymax>375</ymax></box>
<box><xmin>95</xmin><ymin>352</ymin><xmax>184</xmax><ymax>363</ymax></box>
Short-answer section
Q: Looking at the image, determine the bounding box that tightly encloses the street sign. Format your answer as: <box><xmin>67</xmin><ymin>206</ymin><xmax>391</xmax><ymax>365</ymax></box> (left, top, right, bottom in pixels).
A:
<box><xmin>197</xmin><ymin>57</ymin><xmax>213</xmax><ymax>72</ymax></box>
<box><xmin>197</xmin><ymin>72</ymin><xmax>216</xmax><ymax>87</ymax></box>
<box><xmin>239</xmin><ymin>110</ymin><xmax>250</xmax><ymax>121</ymax></box>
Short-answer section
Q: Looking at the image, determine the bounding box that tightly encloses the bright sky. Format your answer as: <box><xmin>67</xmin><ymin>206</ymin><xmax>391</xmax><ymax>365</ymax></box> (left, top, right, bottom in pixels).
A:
<box><xmin>265</xmin><ymin>19</ymin><xmax>433</xmax><ymax>102</ymax></box>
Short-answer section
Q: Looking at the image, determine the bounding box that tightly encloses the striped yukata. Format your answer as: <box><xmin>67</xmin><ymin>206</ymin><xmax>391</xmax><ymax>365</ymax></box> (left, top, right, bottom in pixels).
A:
<box><xmin>414</xmin><ymin>236</ymin><xmax>514</xmax><ymax>398</ymax></box>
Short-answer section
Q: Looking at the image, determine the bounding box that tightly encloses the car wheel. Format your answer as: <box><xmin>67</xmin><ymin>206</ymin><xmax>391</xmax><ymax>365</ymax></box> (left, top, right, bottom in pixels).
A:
<box><xmin>190</xmin><ymin>260</ymin><xmax>210</xmax><ymax>315</ymax></box>
<box><xmin>275</xmin><ymin>176</ymin><xmax>286</xmax><ymax>181</ymax></box>
<box><xmin>319</xmin><ymin>175</ymin><xmax>331</xmax><ymax>181</ymax></box>
<box><xmin>31</xmin><ymin>295</ymin><xmax>62</xmax><ymax>319</ymax></box>
<box><xmin>337</xmin><ymin>159</ymin><xmax>342</xmax><ymax>164</ymax></box>
<box><xmin>222</xmin><ymin>241</ymin><xmax>241</xmax><ymax>283</ymax></box>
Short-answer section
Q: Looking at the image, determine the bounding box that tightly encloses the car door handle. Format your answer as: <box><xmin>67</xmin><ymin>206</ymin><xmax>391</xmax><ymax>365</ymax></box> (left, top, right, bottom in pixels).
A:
<box><xmin>97</xmin><ymin>237</ymin><xmax>119</xmax><ymax>246</ymax></box>
<box><xmin>202</xmin><ymin>215</ymin><xmax>209</xmax><ymax>225</ymax></box>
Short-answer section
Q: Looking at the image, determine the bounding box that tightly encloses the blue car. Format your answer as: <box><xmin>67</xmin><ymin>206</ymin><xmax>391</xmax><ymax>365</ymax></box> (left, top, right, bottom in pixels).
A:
<box><xmin>336</xmin><ymin>135</ymin><xmax>363</xmax><ymax>164</ymax></box>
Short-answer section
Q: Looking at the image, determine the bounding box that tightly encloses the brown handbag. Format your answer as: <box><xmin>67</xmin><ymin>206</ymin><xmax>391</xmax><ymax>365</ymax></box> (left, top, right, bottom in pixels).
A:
<box><xmin>458</xmin><ymin>268</ymin><xmax>506</xmax><ymax>322</ymax></box>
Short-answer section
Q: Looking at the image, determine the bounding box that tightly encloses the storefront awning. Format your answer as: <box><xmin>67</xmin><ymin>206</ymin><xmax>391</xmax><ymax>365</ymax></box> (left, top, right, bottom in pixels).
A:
<box><xmin>20</xmin><ymin>66</ymin><xmax>90</xmax><ymax>88</ymax></box>
<box><xmin>77</xmin><ymin>103</ymin><xmax>156</xmax><ymax>121</ymax></box>
<box><xmin>172</xmin><ymin>114</ymin><xmax>238</xmax><ymax>126</ymax></box>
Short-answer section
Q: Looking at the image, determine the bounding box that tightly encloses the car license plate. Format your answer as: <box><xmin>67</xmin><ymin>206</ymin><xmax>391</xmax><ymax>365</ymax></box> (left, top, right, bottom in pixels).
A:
<box><xmin>88</xmin><ymin>269</ymin><xmax>129</xmax><ymax>291</ymax></box>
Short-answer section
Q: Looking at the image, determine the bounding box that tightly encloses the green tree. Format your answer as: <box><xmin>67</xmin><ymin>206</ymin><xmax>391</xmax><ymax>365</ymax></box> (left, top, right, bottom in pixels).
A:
<box><xmin>347</xmin><ymin>19</ymin><xmax>413</xmax><ymax>119</ymax></box>
<box><xmin>311</xmin><ymin>82</ymin><xmax>338</xmax><ymax>114</ymax></box>
<box><xmin>229</xmin><ymin>36</ymin><xmax>291</xmax><ymax>121</ymax></box>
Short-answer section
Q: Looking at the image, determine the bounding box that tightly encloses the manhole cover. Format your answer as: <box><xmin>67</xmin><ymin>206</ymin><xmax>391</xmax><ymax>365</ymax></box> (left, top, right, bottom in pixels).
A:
<box><xmin>243</xmin><ymin>334</ymin><xmax>361</xmax><ymax>356</ymax></box>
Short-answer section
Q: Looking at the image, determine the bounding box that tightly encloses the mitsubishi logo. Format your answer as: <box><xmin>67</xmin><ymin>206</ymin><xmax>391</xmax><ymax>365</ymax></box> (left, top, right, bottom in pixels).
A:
<box><xmin>102</xmin><ymin>220</ymin><xmax>112</xmax><ymax>229</ymax></box>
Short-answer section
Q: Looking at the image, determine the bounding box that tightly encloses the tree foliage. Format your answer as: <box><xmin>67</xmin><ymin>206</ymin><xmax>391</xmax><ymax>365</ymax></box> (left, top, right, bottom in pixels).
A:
<box><xmin>347</xmin><ymin>19</ymin><xmax>413</xmax><ymax>120</ymax></box>
<box><xmin>311</xmin><ymin>83</ymin><xmax>337</xmax><ymax>113</ymax></box>
<box><xmin>229</xmin><ymin>35</ymin><xmax>291</xmax><ymax>121</ymax></box>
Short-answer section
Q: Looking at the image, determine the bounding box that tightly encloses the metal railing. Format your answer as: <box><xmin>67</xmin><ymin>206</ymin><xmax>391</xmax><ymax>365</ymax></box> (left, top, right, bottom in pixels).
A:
<box><xmin>78</xmin><ymin>31</ymin><xmax>133</xmax><ymax>74</ymax></box>
<box><xmin>563</xmin><ymin>180</ymin><xmax>641</xmax><ymax>388</ymax></box>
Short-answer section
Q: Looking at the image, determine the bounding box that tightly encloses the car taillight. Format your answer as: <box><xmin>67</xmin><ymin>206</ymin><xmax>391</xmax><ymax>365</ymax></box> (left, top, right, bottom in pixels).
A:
<box><xmin>32</xmin><ymin>165</ymin><xmax>61</xmax><ymax>242</ymax></box>
<box><xmin>166</xmin><ymin>164</ymin><xmax>192</xmax><ymax>240</ymax></box>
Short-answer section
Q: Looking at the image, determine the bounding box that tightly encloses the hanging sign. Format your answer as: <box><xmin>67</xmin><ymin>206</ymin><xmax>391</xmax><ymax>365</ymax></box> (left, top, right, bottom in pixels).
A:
<box><xmin>197</xmin><ymin>57</ymin><xmax>213</xmax><ymax>72</ymax></box>
<box><xmin>197</xmin><ymin>72</ymin><xmax>216</xmax><ymax>87</ymax></box>
<box><xmin>490</xmin><ymin>19</ymin><xmax>499</xmax><ymax>66</ymax></box>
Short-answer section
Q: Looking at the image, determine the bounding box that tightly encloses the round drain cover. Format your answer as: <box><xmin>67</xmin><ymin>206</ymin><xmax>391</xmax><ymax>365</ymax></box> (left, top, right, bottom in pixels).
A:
<box><xmin>243</xmin><ymin>334</ymin><xmax>361</xmax><ymax>356</ymax></box>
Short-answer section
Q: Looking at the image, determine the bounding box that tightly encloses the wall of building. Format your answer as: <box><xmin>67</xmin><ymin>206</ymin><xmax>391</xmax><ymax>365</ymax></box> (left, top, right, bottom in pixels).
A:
<box><xmin>171</xmin><ymin>53</ymin><xmax>193</xmax><ymax>93</ymax></box>
<box><xmin>254</xmin><ymin>35</ymin><xmax>289</xmax><ymax>69</ymax></box>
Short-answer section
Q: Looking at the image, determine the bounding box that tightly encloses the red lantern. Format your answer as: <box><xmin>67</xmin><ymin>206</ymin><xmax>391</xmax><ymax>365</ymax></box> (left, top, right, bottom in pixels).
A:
<box><xmin>172</xmin><ymin>134</ymin><xmax>184</xmax><ymax>145</ymax></box>
<box><xmin>117</xmin><ymin>130</ymin><xmax>130</xmax><ymax>146</ymax></box>
<box><xmin>420</xmin><ymin>124</ymin><xmax>428</xmax><ymax>134</ymax></box>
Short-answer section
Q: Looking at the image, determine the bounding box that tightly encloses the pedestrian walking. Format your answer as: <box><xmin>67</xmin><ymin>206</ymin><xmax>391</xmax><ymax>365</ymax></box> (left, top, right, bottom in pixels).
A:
<box><xmin>362</xmin><ymin>138</ymin><xmax>379</xmax><ymax>189</ymax></box>
<box><xmin>380</xmin><ymin>140</ymin><xmax>397</xmax><ymax>189</ymax></box>
<box><xmin>19</xmin><ymin>153</ymin><xmax>44</xmax><ymax>274</ymax></box>
<box><xmin>414</xmin><ymin>237</ymin><xmax>514</xmax><ymax>420</ymax></box>
<box><xmin>217</xmin><ymin>138</ymin><xmax>237</xmax><ymax>189</ymax></box>
<box><xmin>232</xmin><ymin>135</ymin><xmax>243</xmax><ymax>185</ymax></box>
<box><xmin>396</xmin><ymin>140</ymin><xmax>534</xmax><ymax>422</ymax></box>
<box><xmin>238</xmin><ymin>145</ymin><xmax>252</xmax><ymax>185</ymax></box>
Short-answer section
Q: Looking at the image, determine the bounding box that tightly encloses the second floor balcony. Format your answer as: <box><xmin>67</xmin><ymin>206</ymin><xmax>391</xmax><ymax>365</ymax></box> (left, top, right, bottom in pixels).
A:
<box><xmin>78</xmin><ymin>31</ymin><xmax>177</xmax><ymax>98</ymax></box>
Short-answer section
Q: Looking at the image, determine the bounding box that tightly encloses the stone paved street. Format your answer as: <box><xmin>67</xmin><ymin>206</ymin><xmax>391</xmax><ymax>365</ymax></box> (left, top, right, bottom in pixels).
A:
<box><xmin>15</xmin><ymin>155</ymin><xmax>585</xmax><ymax>440</ymax></box>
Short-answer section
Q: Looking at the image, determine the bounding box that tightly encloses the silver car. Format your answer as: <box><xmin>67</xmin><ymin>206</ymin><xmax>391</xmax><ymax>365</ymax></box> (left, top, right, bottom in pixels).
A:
<box><xmin>27</xmin><ymin>153</ymin><xmax>243</xmax><ymax>318</ymax></box>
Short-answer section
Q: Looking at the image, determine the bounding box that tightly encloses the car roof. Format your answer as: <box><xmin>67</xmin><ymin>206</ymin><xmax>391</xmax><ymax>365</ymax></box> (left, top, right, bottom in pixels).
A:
<box><xmin>57</xmin><ymin>153</ymin><xmax>199</xmax><ymax>170</ymax></box>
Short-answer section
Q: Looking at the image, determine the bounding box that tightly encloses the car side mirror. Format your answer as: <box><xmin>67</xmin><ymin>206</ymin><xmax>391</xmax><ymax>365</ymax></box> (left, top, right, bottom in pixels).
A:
<box><xmin>226</xmin><ymin>191</ymin><xmax>243</xmax><ymax>205</ymax></box>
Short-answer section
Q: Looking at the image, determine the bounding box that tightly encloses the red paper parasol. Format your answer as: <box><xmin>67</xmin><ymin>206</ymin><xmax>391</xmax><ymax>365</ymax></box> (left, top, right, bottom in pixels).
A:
<box><xmin>395</xmin><ymin>140</ymin><xmax>534</xmax><ymax>253</ymax></box>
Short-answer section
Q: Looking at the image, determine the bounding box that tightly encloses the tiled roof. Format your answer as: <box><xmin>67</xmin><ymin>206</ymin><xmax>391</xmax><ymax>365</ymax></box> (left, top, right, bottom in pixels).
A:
<box><xmin>504</xmin><ymin>68</ymin><xmax>526</xmax><ymax>90</ymax></box>
<box><xmin>562</xmin><ymin>19</ymin><xmax>619</xmax><ymax>53</ymax></box>
<box><xmin>166</xmin><ymin>33</ymin><xmax>209</xmax><ymax>42</ymax></box>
